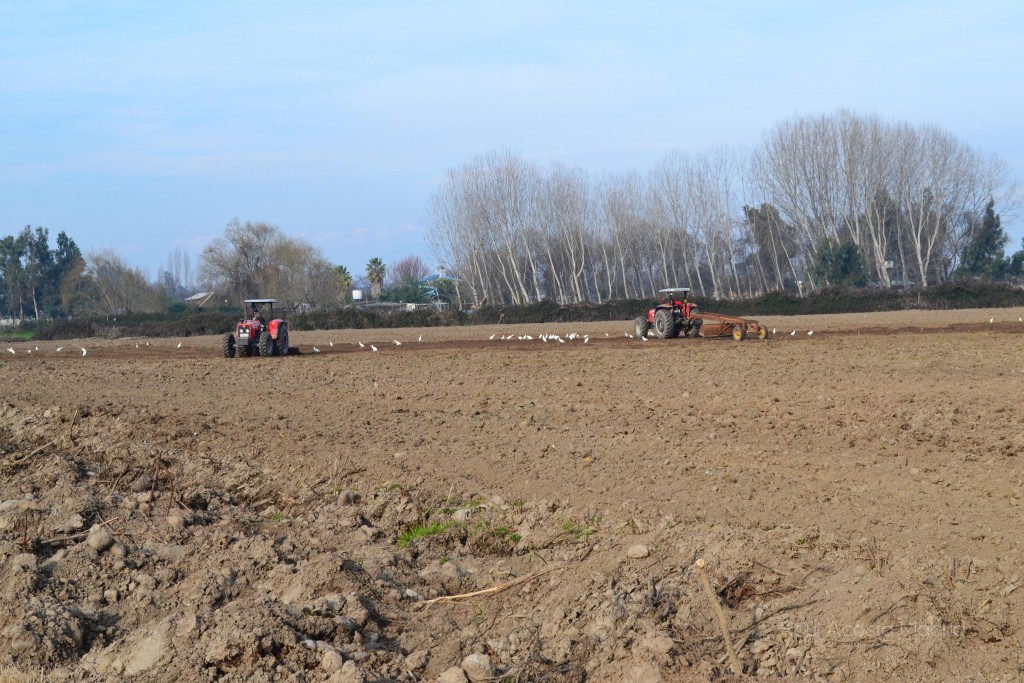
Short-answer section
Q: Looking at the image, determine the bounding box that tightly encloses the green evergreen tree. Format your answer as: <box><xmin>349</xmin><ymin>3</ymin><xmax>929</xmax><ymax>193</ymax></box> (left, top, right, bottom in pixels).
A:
<box><xmin>955</xmin><ymin>200</ymin><xmax>1009</xmax><ymax>280</ymax></box>
<box><xmin>812</xmin><ymin>239</ymin><xmax>868</xmax><ymax>288</ymax></box>
<box><xmin>1008</xmin><ymin>237</ymin><xmax>1024</xmax><ymax>282</ymax></box>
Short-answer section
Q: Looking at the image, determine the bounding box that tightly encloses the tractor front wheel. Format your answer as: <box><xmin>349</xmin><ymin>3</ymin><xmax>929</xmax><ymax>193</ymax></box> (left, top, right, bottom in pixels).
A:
<box><xmin>634</xmin><ymin>316</ymin><xmax>650</xmax><ymax>339</ymax></box>
<box><xmin>258</xmin><ymin>330</ymin><xmax>275</xmax><ymax>357</ymax></box>
<box><xmin>757</xmin><ymin>325</ymin><xmax>767</xmax><ymax>340</ymax></box>
<box><xmin>274</xmin><ymin>326</ymin><xmax>289</xmax><ymax>356</ymax></box>
<box><xmin>654</xmin><ymin>309</ymin><xmax>677</xmax><ymax>339</ymax></box>
<box><xmin>221</xmin><ymin>333</ymin><xmax>236</xmax><ymax>358</ymax></box>
<box><xmin>686</xmin><ymin>318</ymin><xmax>703</xmax><ymax>338</ymax></box>
<box><xmin>732</xmin><ymin>325</ymin><xmax>746</xmax><ymax>341</ymax></box>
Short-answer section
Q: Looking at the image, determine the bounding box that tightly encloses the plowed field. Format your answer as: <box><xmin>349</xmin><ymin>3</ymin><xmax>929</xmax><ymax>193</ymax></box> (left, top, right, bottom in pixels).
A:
<box><xmin>2</xmin><ymin>307</ymin><xmax>1023</xmax><ymax>682</ymax></box>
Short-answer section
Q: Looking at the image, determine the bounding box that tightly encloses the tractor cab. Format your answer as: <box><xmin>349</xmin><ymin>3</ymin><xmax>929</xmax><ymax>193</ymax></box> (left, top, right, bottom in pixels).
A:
<box><xmin>247</xmin><ymin>299</ymin><xmax>273</xmax><ymax>326</ymax></box>
<box><xmin>658</xmin><ymin>288</ymin><xmax>697</xmax><ymax>319</ymax></box>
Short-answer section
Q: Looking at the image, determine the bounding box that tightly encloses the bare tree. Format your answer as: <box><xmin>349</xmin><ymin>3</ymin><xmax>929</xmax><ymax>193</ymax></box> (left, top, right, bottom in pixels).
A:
<box><xmin>158</xmin><ymin>246</ymin><xmax>196</xmax><ymax>299</ymax></box>
<box><xmin>428</xmin><ymin>114</ymin><xmax>1017</xmax><ymax>304</ymax></box>
<box><xmin>386</xmin><ymin>255</ymin><xmax>432</xmax><ymax>288</ymax></box>
<box><xmin>199</xmin><ymin>219</ymin><xmax>279</xmax><ymax>301</ymax></box>
<box><xmin>199</xmin><ymin>219</ymin><xmax>341</xmax><ymax>309</ymax></box>
<box><xmin>83</xmin><ymin>250</ymin><xmax>164</xmax><ymax>314</ymax></box>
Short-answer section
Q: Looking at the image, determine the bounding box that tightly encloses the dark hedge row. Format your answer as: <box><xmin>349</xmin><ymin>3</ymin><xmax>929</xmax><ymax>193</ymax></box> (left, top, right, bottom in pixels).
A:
<box><xmin>5</xmin><ymin>281</ymin><xmax>1022</xmax><ymax>341</ymax></box>
<box><xmin>468</xmin><ymin>281</ymin><xmax>1024</xmax><ymax>324</ymax></box>
<box><xmin>288</xmin><ymin>307</ymin><xmax>464</xmax><ymax>331</ymax></box>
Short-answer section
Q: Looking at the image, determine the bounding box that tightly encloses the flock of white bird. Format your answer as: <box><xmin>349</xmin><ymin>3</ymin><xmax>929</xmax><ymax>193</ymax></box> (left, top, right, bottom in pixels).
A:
<box><xmin>487</xmin><ymin>331</ymin><xmax>596</xmax><ymax>344</ymax></box>
<box><xmin>2</xmin><ymin>315</ymin><xmax>1021</xmax><ymax>359</ymax></box>
<box><xmin>4</xmin><ymin>345</ymin><xmax>87</xmax><ymax>355</ymax></box>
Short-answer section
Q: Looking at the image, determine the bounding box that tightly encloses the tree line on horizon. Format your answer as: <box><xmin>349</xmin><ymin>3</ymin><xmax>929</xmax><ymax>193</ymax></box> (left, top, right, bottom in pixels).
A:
<box><xmin>5</xmin><ymin>110</ymin><xmax>1023</xmax><ymax>321</ymax></box>
<box><xmin>428</xmin><ymin>110</ymin><xmax>1024</xmax><ymax>306</ymax></box>
<box><xmin>0</xmin><ymin>218</ymin><xmax>439</xmax><ymax>321</ymax></box>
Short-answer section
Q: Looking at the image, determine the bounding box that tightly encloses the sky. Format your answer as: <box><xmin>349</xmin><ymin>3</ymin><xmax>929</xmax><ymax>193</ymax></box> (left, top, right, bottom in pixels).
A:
<box><xmin>1</xmin><ymin>0</ymin><xmax>1022</xmax><ymax>282</ymax></box>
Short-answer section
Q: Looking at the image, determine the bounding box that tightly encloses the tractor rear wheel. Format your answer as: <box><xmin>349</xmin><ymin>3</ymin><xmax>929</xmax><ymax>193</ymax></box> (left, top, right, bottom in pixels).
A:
<box><xmin>732</xmin><ymin>325</ymin><xmax>746</xmax><ymax>341</ymax></box>
<box><xmin>274</xmin><ymin>326</ymin><xmax>289</xmax><ymax>356</ymax></box>
<box><xmin>221</xmin><ymin>333</ymin><xmax>236</xmax><ymax>358</ymax></box>
<box><xmin>634</xmin><ymin>316</ymin><xmax>650</xmax><ymax>339</ymax></box>
<box><xmin>654</xmin><ymin>309</ymin><xmax>677</xmax><ymax>339</ymax></box>
<box><xmin>258</xmin><ymin>330</ymin><xmax>275</xmax><ymax>357</ymax></box>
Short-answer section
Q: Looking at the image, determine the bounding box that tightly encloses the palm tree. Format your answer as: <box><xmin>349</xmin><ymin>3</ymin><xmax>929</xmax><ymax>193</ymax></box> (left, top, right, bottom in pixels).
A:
<box><xmin>366</xmin><ymin>257</ymin><xmax>386</xmax><ymax>299</ymax></box>
<box><xmin>334</xmin><ymin>265</ymin><xmax>352</xmax><ymax>303</ymax></box>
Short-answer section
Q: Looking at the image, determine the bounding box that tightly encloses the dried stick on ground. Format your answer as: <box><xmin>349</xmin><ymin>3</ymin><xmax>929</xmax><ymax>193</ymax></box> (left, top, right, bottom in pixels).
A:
<box><xmin>695</xmin><ymin>558</ymin><xmax>743</xmax><ymax>675</ymax></box>
<box><xmin>41</xmin><ymin>516</ymin><xmax>120</xmax><ymax>545</ymax></box>
<box><xmin>417</xmin><ymin>565</ymin><xmax>565</xmax><ymax>607</ymax></box>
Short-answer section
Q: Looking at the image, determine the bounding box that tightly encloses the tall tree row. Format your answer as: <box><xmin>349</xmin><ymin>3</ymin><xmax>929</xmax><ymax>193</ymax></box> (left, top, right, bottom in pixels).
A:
<box><xmin>0</xmin><ymin>227</ymin><xmax>84</xmax><ymax>321</ymax></box>
<box><xmin>428</xmin><ymin>112</ymin><xmax>1018</xmax><ymax>304</ymax></box>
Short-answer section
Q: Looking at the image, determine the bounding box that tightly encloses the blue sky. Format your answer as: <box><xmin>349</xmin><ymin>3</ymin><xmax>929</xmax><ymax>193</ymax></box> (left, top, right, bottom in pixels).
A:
<box><xmin>1</xmin><ymin>0</ymin><xmax>1022</xmax><ymax>280</ymax></box>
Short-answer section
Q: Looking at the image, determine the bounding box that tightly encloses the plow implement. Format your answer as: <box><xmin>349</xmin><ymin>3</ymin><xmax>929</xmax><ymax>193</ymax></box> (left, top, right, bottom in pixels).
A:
<box><xmin>692</xmin><ymin>311</ymin><xmax>766</xmax><ymax>341</ymax></box>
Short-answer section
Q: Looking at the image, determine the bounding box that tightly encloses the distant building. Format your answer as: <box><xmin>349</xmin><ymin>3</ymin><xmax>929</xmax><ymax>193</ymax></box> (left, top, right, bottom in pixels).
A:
<box><xmin>184</xmin><ymin>292</ymin><xmax>216</xmax><ymax>309</ymax></box>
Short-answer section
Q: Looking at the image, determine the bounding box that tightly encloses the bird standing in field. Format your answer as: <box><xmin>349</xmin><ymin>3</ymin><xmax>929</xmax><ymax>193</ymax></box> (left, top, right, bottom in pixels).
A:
<box><xmin>790</xmin><ymin>330</ymin><xmax>796</xmax><ymax>336</ymax></box>
<box><xmin>81</xmin><ymin>348</ymin><xmax>87</xmax><ymax>356</ymax></box>
<box><xmin>393</xmin><ymin>340</ymin><xmax>401</xmax><ymax>346</ymax></box>
<box><xmin>358</xmin><ymin>342</ymin><xmax>365</xmax><ymax>348</ymax></box>
<box><xmin>177</xmin><ymin>341</ymin><xmax>182</xmax><ymax>349</ymax></box>
<box><xmin>312</xmin><ymin>346</ymin><xmax>320</xmax><ymax>353</ymax></box>
<box><xmin>5</xmin><ymin>348</ymin><xmax>13</xmax><ymax>355</ymax></box>
<box><xmin>370</xmin><ymin>345</ymin><xmax>378</xmax><ymax>352</ymax></box>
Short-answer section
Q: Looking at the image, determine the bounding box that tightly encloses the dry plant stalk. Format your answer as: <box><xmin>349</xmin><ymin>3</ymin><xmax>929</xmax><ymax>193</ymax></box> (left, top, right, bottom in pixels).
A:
<box><xmin>417</xmin><ymin>565</ymin><xmax>564</xmax><ymax>607</ymax></box>
<box><xmin>694</xmin><ymin>558</ymin><xmax>742</xmax><ymax>676</ymax></box>
<box><xmin>41</xmin><ymin>516</ymin><xmax>120</xmax><ymax>546</ymax></box>
<box><xmin>0</xmin><ymin>665</ymin><xmax>46</xmax><ymax>683</ymax></box>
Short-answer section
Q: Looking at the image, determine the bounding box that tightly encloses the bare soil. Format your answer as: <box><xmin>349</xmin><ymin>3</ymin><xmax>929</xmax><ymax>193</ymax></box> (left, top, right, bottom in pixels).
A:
<box><xmin>2</xmin><ymin>307</ymin><xmax>1024</xmax><ymax>682</ymax></box>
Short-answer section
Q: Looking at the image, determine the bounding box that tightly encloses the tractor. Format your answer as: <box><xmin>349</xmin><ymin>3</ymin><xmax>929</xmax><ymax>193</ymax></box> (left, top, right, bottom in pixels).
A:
<box><xmin>222</xmin><ymin>299</ymin><xmax>290</xmax><ymax>358</ymax></box>
<box><xmin>634</xmin><ymin>288</ymin><xmax>766</xmax><ymax>341</ymax></box>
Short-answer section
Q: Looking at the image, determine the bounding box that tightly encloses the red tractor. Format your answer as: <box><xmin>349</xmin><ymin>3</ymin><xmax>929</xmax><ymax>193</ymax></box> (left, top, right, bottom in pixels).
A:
<box><xmin>635</xmin><ymin>288</ymin><xmax>766</xmax><ymax>341</ymax></box>
<box><xmin>635</xmin><ymin>288</ymin><xmax>703</xmax><ymax>339</ymax></box>
<box><xmin>222</xmin><ymin>299</ymin><xmax>290</xmax><ymax>358</ymax></box>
